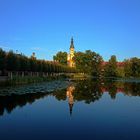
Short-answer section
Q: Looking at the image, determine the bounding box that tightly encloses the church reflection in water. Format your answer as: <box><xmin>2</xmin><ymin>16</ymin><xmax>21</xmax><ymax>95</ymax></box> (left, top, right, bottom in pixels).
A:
<box><xmin>0</xmin><ymin>80</ymin><xmax>140</xmax><ymax>117</ymax></box>
<box><xmin>66</xmin><ymin>85</ymin><xmax>75</xmax><ymax>116</ymax></box>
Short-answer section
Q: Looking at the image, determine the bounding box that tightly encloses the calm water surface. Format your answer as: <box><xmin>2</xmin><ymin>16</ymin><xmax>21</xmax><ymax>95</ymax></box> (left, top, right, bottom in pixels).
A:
<box><xmin>0</xmin><ymin>80</ymin><xmax>140</xmax><ymax>140</ymax></box>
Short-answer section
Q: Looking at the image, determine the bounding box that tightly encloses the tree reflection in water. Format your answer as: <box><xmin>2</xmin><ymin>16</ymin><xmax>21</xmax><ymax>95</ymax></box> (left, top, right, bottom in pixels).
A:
<box><xmin>0</xmin><ymin>79</ymin><xmax>140</xmax><ymax>116</ymax></box>
<box><xmin>0</xmin><ymin>93</ymin><xmax>47</xmax><ymax>116</ymax></box>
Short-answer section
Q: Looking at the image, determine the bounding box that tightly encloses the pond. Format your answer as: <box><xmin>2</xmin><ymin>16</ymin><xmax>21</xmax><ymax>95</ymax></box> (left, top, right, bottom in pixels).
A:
<box><xmin>0</xmin><ymin>79</ymin><xmax>140</xmax><ymax>140</ymax></box>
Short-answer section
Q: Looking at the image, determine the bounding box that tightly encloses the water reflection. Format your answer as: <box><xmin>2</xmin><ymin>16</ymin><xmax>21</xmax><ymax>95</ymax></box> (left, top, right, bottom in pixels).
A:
<box><xmin>66</xmin><ymin>85</ymin><xmax>75</xmax><ymax>116</ymax></box>
<box><xmin>0</xmin><ymin>93</ymin><xmax>48</xmax><ymax>116</ymax></box>
<box><xmin>73</xmin><ymin>80</ymin><xmax>102</xmax><ymax>104</ymax></box>
<box><xmin>0</xmin><ymin>80</ymin><xmax>140</xmax><ymax>116</ymax></box>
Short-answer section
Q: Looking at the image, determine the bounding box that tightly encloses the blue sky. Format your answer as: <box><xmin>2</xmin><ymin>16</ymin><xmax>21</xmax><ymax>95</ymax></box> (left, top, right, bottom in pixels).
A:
<box><xmin>0</xmin><ymin>0</ymin><xmax>140</xmax><ymax>61</ymax></box>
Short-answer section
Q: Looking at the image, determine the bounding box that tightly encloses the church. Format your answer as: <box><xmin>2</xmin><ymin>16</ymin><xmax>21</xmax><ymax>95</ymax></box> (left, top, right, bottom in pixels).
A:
<box><xmin>67</xmin><ymin>38</ymin><xmax>75</xmax><ymax>67</ymax></box>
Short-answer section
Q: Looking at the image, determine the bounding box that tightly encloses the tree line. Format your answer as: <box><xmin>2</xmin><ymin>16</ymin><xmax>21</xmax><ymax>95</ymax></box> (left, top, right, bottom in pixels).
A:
<box><xmin>1</xmin><ymin>47</ymin><xmax>140</xmax><ymax>78</ymax></box>
<box><xmin>53</xmin><ymin>50</ymin><xmax>140</xmax><ymax>78</ymax></box>
<box><xmin>0</xmin><ymin>48</ymin><xmax>76</xmax><ymax>77</ymax></box>
<box><xmin>104</xmin><ymin>55</ymin><xmax>140</xmax><ymax>78</ymax></box>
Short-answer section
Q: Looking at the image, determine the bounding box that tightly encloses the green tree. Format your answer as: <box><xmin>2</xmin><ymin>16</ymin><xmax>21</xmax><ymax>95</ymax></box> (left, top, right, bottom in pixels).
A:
<box><xmin>117</xmin><ymin>67</ymin><xmax>125</xmax><ymax>78</ymax></box>
<box><xmin>74</xmin><ymin>50</ymin><xmax>103</xmax><ymax>76</ymax></box>
<box><xmin>124</xmin><ymin>57</ymin><xmax>140</xmax><ymax>78</ymax></box>
<box><xmin>53</xmin><ymin>51</ymin><xmax>67</xmax><ymax>65</ymax></box>
<box><xmin>104</xmin><ymin>55</ymin><xmax>118</xmax><ymax>77</ymax></box>
<box><xmin>124</xmin><ymin>59</ymin><xmax>132</xmax><ymax>77</ymax></box>
<box><xmin>131</xmin><ymin>57</ymin><xmax>140</xmax><ymax>77</ymax></box>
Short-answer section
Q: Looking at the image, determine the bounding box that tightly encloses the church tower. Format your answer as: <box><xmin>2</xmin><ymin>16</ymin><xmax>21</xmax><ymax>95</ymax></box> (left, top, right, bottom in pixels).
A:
<box><xmin>67</xmin><ymin>37</ymin><xmax>75</xmax><ymax>67</ymax></box>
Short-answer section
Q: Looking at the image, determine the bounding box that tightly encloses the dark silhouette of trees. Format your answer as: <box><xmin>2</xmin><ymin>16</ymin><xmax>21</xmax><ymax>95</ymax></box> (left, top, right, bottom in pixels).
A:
<box><xmin>1</xmin><ymin>47</ymin><xmax>140</xmax><ymax>78</ymax></box>
<box><xmin>6</xmin><ymin>51</ymin><xmax>19</xmax><ymax>71</ymax></box>
<box><xmin>0</xmin><ymin>48</ymin><xmax>6</xmax><ymax>74</ymax></box>
<box><xmin>0</xmin><ymin>48</ymin><xmax>76</xmax><ymax>77</ymax></box>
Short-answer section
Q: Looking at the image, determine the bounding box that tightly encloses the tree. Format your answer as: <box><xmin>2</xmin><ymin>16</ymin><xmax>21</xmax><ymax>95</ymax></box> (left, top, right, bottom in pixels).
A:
<box><xmin>29</xmin><ymin>58</ymin><xmax>38</xmax><ymax>72</ymax></box>
<box><xmin>74</xmin><ymin>50</ymin><xmax>103</xmax><ymax>76</ymax></box>
<box><xmin>104</xmin><ymin>55</ymin><xmax>118</xmax><ymax>77</ymax></box>
<box><xmin>124</xmin><ymin>59</ymin><xmax>132</xmax><ymax>77</ymax></box>
<box><xmin>6</xmin><ymin>51</ymin><xmax>20</xmax><ymax>71</ymax></box>
<box><xmin>53</xmin><ymin>51</ymin><xmax>67</xmax><ymax>65</ymax></box>
<box><xmin>124</xmin><ymin>57</ymin><xmax>140</xmax><ymax>77</ymax></box>
<box><xmin>0</xmin><ymin>48</ymin><xmax>6</xmax><ymax>72</ymax></box>
<box><xmin>117</xmin><ymin>67</ymin><xmax>125</xmax><ymax>78</ymax></box>
<box><xmin>131</xmin><ymin>57</ymin><xmax>140</xmax><ymax>77</ymax></box>
<box><xmin>19</xmin><ymin>54</ymin><xmax>30</xmax><ymax>72</ymax></box>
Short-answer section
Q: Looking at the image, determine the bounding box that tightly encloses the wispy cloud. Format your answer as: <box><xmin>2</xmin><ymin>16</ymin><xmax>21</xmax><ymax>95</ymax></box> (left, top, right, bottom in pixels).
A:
<box><xmin>31</xmin><ymin>47</ymin><xmax>53</xmax><ymax>52</ymax></box>
<box><xmin>31</xmin><ymin>47</ymin><xmax>42</xmax><ymax>51</ymax></box>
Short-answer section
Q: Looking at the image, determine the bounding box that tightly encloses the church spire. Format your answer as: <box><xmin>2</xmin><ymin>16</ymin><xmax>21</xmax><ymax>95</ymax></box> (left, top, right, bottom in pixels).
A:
<box><xmin>69</xmin><ymin>103</ymin><xmax>73</xmax><ymax>116</ymax></box>
<box><xmin>70</xmin><ymin>37</ymin><xmax>74</xmax><ymax>49</ymax></box>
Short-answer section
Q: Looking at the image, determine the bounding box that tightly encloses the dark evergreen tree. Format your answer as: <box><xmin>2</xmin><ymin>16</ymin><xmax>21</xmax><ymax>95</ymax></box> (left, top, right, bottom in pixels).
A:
<box><xmin>0</xmin><ymin>48</ymin><xmax>6</xmax><ymax>72</ymax></box>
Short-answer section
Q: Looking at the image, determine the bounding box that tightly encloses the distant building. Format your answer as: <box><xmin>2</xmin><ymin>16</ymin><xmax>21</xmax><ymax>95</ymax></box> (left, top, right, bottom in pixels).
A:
<box><xmin>67</xmin><ymin>38</ymin><xmax>75</xmax><ymax>67</ymax></box>
<box><xmin>31</xmin><ymin>52</ymin><xmax>36</xmax><ymax>59</ymax></box>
